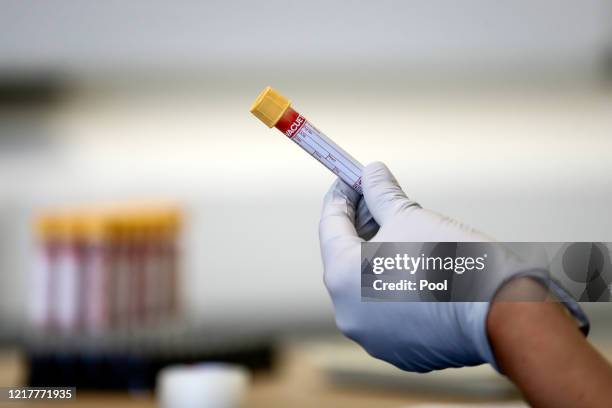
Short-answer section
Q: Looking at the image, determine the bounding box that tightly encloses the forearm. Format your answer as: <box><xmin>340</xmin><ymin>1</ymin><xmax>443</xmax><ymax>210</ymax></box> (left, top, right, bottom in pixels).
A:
<box><xmin>488</xmin><ymin>279</ymin><xmax>612</xmax><ymax>407</ymax></box>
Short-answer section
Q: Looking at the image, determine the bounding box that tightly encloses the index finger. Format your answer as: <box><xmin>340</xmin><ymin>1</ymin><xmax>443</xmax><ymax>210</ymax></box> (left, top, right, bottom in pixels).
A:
<box><xmin>319</xmin><ymin>179</ymin><xmax>363</xmax><ymax>256</ymax></box>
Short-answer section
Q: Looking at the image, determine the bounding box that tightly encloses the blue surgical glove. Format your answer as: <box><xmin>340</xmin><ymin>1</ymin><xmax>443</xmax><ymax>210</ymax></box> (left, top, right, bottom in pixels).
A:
<box><xmin>319</xmin><ymin>162</ymin><xmax>585</xmax><ymax>372</ymax></box>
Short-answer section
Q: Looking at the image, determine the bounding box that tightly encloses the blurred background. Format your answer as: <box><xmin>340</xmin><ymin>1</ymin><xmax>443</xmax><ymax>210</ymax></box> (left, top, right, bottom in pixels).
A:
<box><xmin>1</xmin><ymin>0</ymin><xmax>612</xmax><ymax>406</ymax></box>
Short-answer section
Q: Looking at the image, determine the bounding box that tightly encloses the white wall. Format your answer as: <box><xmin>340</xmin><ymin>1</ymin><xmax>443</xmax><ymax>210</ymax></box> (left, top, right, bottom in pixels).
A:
<box><xmin>1</xmin><ymin>0</ymin><xmax>610</xmax><ymax>77</ymax></box>
<box><xmin>1</xmin><ymin>83</ymin><xmax>612</xmax><ymax>331</ymax></box>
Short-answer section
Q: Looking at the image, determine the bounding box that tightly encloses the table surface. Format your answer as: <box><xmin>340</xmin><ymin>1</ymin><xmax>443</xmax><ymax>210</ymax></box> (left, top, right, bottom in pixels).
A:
<box><xmin>0</xmin><ymin>345</ymin><xmax>524</xmax><ymax>408</ymax></box>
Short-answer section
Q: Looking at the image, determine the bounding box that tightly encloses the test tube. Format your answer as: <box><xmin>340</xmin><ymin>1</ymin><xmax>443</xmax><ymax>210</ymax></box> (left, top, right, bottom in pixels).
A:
<box><xmin>250</xmin><ymin>86</ymin><xmax>364</xmax><ymax>193</ymax></box>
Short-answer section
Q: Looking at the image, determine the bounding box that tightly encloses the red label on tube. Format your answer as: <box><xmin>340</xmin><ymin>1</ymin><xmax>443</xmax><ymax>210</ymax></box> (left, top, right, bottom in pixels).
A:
<box><xmin>275</xmin><ymin>107</ymin><xmax>306</xmax><ymax>138</ymax></box>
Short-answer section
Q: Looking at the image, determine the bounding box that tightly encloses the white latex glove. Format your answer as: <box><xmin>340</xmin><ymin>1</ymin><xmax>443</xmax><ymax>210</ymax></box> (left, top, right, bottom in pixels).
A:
<box><xmin>319</xmin><ymin>162</ymin><xmax>531</xmax><ymax>372</ymax></box>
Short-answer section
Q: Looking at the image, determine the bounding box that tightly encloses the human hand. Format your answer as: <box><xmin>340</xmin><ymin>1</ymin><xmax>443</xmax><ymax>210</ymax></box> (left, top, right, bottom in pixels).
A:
<box><xmin>319</xmin><ymin>162</ymin><xmax>560</xmax><ymax>372</ymax></box>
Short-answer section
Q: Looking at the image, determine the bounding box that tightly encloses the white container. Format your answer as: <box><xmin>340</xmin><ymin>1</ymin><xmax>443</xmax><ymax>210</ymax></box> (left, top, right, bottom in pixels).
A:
<box><xmin>157</xmin><ymin>363</ymin><xmax>250</xmax><ymax>408</ymax></box>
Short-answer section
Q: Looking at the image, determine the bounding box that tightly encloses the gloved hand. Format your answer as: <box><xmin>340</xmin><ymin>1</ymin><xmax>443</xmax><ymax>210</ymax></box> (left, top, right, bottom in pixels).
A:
<box><xmin>319</xmin><ymin>162</ymin><xmax>576</xmax><ymax>372</ymax></box>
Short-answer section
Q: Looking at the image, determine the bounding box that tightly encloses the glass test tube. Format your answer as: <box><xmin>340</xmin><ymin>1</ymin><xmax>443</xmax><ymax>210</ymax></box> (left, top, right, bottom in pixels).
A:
<box><xmin>250</xmin><ymin>86</ymin><xmax>364</xmax><ymax>193</ymax></box>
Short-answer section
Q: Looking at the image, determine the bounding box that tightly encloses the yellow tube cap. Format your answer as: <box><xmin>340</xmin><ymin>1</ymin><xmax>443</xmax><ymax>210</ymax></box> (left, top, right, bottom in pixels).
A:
<box><xmin>250</xmin><ymin>86</ymin><xmax>290</xmax><ymax>128</ymax></box>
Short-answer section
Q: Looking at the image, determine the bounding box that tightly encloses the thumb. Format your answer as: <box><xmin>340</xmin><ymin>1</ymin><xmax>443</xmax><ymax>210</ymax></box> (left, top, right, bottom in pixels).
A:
<box><xmin>362</xmin><ymin>162</ymin><xmax>419</xmax><ymax>225</ymax></box>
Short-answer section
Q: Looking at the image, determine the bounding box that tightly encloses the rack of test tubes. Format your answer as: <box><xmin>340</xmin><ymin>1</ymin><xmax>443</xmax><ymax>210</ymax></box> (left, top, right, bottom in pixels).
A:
<box><xmin>25</xmin><ymin>204</ymin><xmax>277</xmax><ymax>390</ymax></box>
<box><xmin>28</xmin><ymin>203</ymin><xmax>182</xmax><ymax>336</ymax></box>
